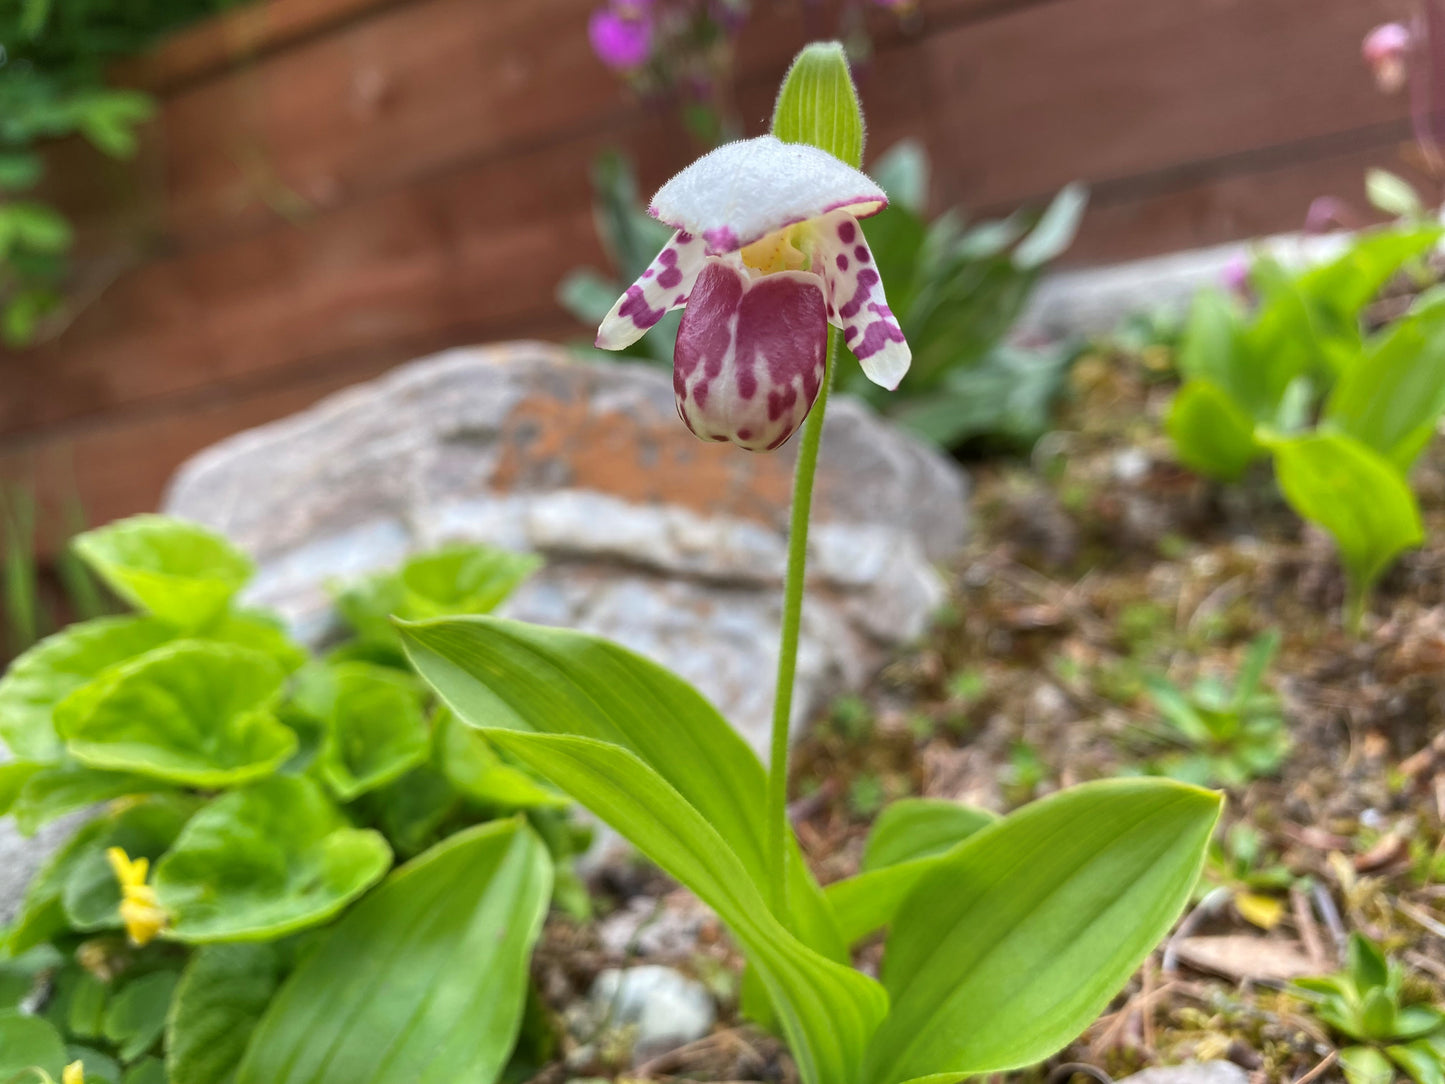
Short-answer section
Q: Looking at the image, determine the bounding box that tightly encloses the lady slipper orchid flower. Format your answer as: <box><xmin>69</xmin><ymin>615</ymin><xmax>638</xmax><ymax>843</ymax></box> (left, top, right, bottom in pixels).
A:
<box><xmin>596</xmin><ymin>135</ymin><xmax>911</xmax><ymax>451</ymax></box>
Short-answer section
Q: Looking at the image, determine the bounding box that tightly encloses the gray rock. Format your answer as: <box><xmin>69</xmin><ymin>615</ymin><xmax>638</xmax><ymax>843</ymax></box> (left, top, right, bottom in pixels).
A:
<box><xmin>1019</xmin><ymin>232</ymin><xmax>1351</xmax><ymax>338</ymax></box>
<box><xmin>1116</xmin><ymin>1062</ymin><xmax>1250</xmax><ymax>1084</ymax></box>
<box><xmin>588</xmin><ymin>965</ymin><xmax>715</xmax><ymax>1063</ymax></box>
<box><xmin>163</xmin><ymin>342</ymin><xmax>970</xmax><ymax>755</ymax></box>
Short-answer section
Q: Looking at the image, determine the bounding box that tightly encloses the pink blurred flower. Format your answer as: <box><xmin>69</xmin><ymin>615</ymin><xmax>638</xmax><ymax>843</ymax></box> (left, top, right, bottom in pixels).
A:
<box><xmin>1364</xmin><ymin>22</ymin><xmax>1412</xmax><ymax>93</ymax></box>
<box><xmin>1304</xmin><ymin>196</ymin><xmax>1357</xmax><ymax>235</ymax></box>
<box><xmin>1220</xmin><ymin>254</ymin><xmax>1252</xmax><ymax>300</ymax></box>
<box><xmin>590</xmin><ymin>3</ymin><xmax>654</xmax><ymax>71</ymax></box>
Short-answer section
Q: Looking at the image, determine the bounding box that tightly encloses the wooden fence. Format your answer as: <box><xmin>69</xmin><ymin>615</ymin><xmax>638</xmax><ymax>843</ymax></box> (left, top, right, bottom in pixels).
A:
<box><xmin>0</xmin><ymin>0</ymin><xmax>1414</xmax><ymax>551</ymax></box>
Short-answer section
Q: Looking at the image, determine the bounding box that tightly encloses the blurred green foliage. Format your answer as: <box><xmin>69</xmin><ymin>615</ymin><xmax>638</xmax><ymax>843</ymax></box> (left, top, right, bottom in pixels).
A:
<box><xmin>0</xmin><ymin>0</ymin><xmax>244</xmax><ymax>344</ymax></box>
<box><xmin>1167</xmin><ymin>221</ymin><xmax>1445</xmax><ymax>625</ymax></box>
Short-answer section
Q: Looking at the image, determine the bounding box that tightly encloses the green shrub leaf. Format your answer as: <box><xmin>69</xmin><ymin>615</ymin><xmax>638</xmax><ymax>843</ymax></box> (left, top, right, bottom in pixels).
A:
<box><xmin>1167</xmin><ymin>380</ymin><xmax>1261</xmax><ymax>481</ymax></box>
<box><xmin>1326</xmin><ymin>302</ymin><xmax>1445</xmax><ymax>472</ymax></box>
<box><xmin>56</xmin><ymin>642</ymin><xmax>294</xmax><ymax>788</ymax></box>
<box><xmin>0</xmin><ymin>616</ymin><xmax>174</xmax><ymax>763</ymax></box>
<box><xmin>400</xmin><ymin>545</ymin><xmax>541</xmax><ymax>620</ymax></box>
<box><xmin>1272</xmin><ymin>432</ymin><xmax>1424</xmax><ymax>613</ymax></box>
<box><xmin>312</xmin><ymin>663</ymin><xmax>429</xmax><ymax>801</ymax></box>
<box><xmin>155</xmin><ymin>776</ymin><xmax>391</xmax><ymax>942</ymax></box>
<box><xmin>6</xmin><ymin>763</ymin><xmax>165</xmax><ymax>838</ymax></box>
<box><xmin>73</xmin><ymin>516</ymin><xmax>253</xmax><ymax>629</ymax></box>
<box><xmin>862</xmin><ymin>779</ymin><xmax>1220</xmax><ymax>1084</ymax></box>
<box><xmin>400</xmin><ymin>617</ymin><xmax>885</xmax><ymax>1084</ymax></box>
<box><xmin>103</xmin><ymin>971</ymin><xmax>178</xmax><ymax>1063</ymax></box>
<box><xmin>166</xmin><ymin>944</ymin><xmax>280</xmax><ymax>1084</ymax></box>
<box><xmin>0</xmin><ymin>1009</ymin><xmax>67</xmax><ymax>1082</ymax></box>
<box><xmin>827</xmin><ymin>799</ymin><xmax>997</xmax><ymax>945</ymax></box>
<box><xmin>436</xmin><ymin>709</ymin><xmax>567</xmax><ymax>810</ymax></box>
<box><xmin>63</xmin><ymin>795</ymin><xmax>196</xmax><ymax>932</ymax></box>
<box><xmin>234</xmin><ymin>819</ymin><xmax>550</xmax><ymax>1084</ymax></box>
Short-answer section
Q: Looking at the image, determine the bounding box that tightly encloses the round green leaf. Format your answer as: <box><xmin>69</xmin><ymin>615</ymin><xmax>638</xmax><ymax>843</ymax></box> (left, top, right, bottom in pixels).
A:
<box><xmin>63</xmin><ymin>795</ymin><xmax>197</xmax><ymax>932</ymax></box>
<box><xmin>0</xmin><ymin>616</ymin><xmax>175</xmax><ymax>763</ymax></box>
<box><xmin>155</xmin><ymin>776</ymin><xmax>392</xmax><ymax>942</ymax></box>
<box><xmin>56</xmin><ymin>642</ymin><xmax>295</xmax><ymax>788</ymax></box>
<box><xmin>0</xmin><ymin>1009</ymin><xmax>67</xmax><ymax>1082</ymax></box>
<box><xmin>73</xmin><ymin>516</ymin><xmax>253</xmax><ymax>630</ymax></box>
<box><xmin>316</xmin><ymin>664</ymin><xmax>429</xmax><ymax>801</ymax></box>
<box><xmin>399</xmin><ymin>545</ymin><xmax>541</xmax><ymax>620</ymax></box>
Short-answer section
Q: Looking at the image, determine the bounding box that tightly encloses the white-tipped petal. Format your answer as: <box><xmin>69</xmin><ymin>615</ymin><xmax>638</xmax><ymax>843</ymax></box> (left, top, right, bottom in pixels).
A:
<box><xmin>596</xmin><ymin>229</ymin><xmax>708</xmax><ymax>350</ymax></box>
<box><xmin>812</xmin><ymin>210</ymin><xmax>911</xmax><ymax>389</ymax></box>
<box><xmin>649</xmin><ymin>135</ymin><xmax>887</xmax><ymax>255</ymax></box>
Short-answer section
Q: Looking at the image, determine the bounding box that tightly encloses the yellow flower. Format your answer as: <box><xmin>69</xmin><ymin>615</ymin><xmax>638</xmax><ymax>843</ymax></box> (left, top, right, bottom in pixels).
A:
<box><xmin>62</xmin><ymin>1061</ymin><xmax>85</xmax><ymax>1084</ymax></box>
<box><xmin>106</xmin><ymin>847</ymin><xmax>169</xmax><ymax>947</ymax></box>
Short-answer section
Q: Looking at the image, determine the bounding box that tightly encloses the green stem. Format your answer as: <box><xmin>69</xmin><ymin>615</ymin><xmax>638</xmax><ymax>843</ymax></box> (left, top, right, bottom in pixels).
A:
<box><xmin>766</xmin><ymin>326</ymin><xmax>839</xmax><ymax>917</ymax></box>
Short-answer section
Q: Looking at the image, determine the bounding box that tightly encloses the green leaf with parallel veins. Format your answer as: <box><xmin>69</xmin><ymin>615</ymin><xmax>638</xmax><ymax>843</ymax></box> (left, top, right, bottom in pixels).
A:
<box><xmin>0</xmin><ymin>1010</ymin><xmax>66</xmax><ymax>1082</ymax></box>
<box><xmin>73</xmin><ymin>516</ymin><xmax>253</xmax><ymax>630</ymax></box>
<box><xmin>436</xmin><ymin>709</ymin><xmax>567</xmax><ymax>810</ymax></box>
<box><xmin>771</xmin><ymin>41</ymin><xmax>865</xmax><ymax>167</ymax></box>
<box><xmin>56</xmin><ymin>642</ymin><xmax>295</xmax><ymax>788</ymax></box>
<box><xmin>488</xmin><ymin>732</ymin><xmax>887</xmax><ymax>1084</ymax></box>
<box><xmin>1167</xmin><ymin>380</ymin><xmax>1261</xmax><ymax>481</ymax></box>
<box><xmin>862</xmin><ymin>779</ymin><xmax>1220</xmax><ymax>1084</ymax></box>
<box><xmin>313</xmin><ymin>663</ymin><xmax>429</xmax><ymax>801</ymax></box>
<box><xmin>0</xmin><ymin>616</ymin><xmax>175</xmax><ymax>763</ymax></box>
<box><xmin>827</xmin><ymin>799</ymin><xmax>997</xmax><ymax>945</ymax></box>
<box><xmin>167</xmin><ymin>944</ymin><xmax>280</xmax><ymax>1084</ymax></box>
<box><xmin>400</xmin><ymin>545</ymin><xmax>541</xmax><ymax>620</ymax></box>
<box><xmin>399</xmin><ymin>617</ymin><xmax>844</xmax><ymax>960</ymax></box>
<box><xmin>1388</xmin><ymin>1040</ymin><xmax>1445</xmax><ymax>1084</ymax></box>
<box><xmin>1326</xmin><ymin>302</ymin><xmax>1445</xmax><ymax>472</ymax></box>
<box><xmin>103</xmin><ymin>972</ymin><xmax>178</xmax><ymax>1063</ymax></box>
<box><xmin>400</xmin><ymin>617</ymin><xmax>884</xmax><ymax>1084</ymax></box>
<box><xmin>155</xmin><ymin>776</ymin><xmax>391</xmax><ymax>942</ymax></box>
<box><xmin>1272</xmin><ymin>433</ymin><xmax>1423</xmax><ymax>613</ymax></box>
<box><xmin>235</xmin><ymin>820</ymin><xmax>551</xmax><ymax>1084</ymax></box>
<box><xmin>862</xmin><ymin>798</ymin><xmax>998</xmax><ymax>872</ymax></box>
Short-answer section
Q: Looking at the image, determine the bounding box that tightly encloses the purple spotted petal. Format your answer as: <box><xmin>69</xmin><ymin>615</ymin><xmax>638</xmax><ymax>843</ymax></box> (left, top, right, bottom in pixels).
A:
<box><xmin>596</xmin><ymin>229</ymin><xmax>708</xmax><ymax>350</ymax></box>
<box><xmin>813</xmin><ymin>210</ymin><xmax>911</xmax><ymax>389</ymax></box>
<box><xmin>673</xmin><ymin>259</ymin><xmax>828</xmax><ymax>452</ymax></box>
<box><xmin>650</xmin><ymin>135</ymin><xmax>887</xmax><ymax>255</ymax></box>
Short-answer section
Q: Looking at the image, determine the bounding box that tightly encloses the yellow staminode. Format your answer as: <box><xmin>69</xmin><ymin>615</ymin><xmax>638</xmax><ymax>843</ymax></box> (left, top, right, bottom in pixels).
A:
<box><xmin>105</xmin><ymin>847</ymin><xmax>169</xmax><ymax>947</ymax></box>
<box><xmin>62</xmin><ymin>1061</ymin><xmax>85</xmax><ymax>1084</ymax></box>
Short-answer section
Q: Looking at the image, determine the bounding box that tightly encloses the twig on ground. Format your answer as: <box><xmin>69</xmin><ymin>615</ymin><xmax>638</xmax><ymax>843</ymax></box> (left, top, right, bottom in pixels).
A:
<box><xmin>1291</xmin><ymin>1050</ymin><xmax>1338</xmax><ymax>1084</ymax></box>
<box><xmin>1291</xmin><ymin>886</ymin><xmax>1330</xmax><ymax>969</ymax></box>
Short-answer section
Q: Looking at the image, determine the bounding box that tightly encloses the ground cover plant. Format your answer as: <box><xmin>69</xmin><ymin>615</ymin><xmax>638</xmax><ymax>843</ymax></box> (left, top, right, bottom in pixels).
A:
<box><xmin>1166</xmin><ymin>221</ymin><xmax>1445</xmax><ymax>626</ymax></box>
<box><xmin>0</xmin><ymin>515</ymin><xmax>584</xmax><ymax>1084</ymax></box>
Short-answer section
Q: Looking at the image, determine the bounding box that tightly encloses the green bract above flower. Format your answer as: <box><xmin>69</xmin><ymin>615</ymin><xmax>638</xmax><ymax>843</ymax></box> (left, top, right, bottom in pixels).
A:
<box><xmin>595</xmin><ymin>135</ymin><xmax>911</xmax><ymax>452</ymax></box>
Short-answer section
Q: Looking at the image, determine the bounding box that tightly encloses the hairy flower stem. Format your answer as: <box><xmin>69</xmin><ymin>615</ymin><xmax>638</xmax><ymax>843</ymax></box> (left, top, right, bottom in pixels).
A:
<box><xmin>766</xmin><ymin>325</ymin><xmax>839</xmax><ymax>918</ymax></box>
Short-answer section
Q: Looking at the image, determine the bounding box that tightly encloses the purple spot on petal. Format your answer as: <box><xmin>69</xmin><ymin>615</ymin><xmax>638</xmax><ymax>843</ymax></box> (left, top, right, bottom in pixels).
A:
<box><xmin>843</xmin><ymin>325</ymin><xmax>858</xmax><ymax>341</ymax></box>
<box><xmin>677</xmin><ymin>230</ymin><xmax>693</xmax><ymax>243</ymax></box>
<box><xmin>704</xmin><ymin>226</ymin><xmax>739</xmax><ymax>253</ymax></box>
<box><xmin>660</xmin><ymin>248</ymin><xmax>678</xmax><ymax>267</ymax></box>
<box><xmin>619</xmin><ymin>284</ymin><xmax>665</xmax><ymax>330</ymax></box>
<box><xmin>658</xmin><ymin>266</ymin><xmax>683</xmax><ymax>289</ymax></box>
<box><xmin>835</xmin><ymin>254</ymin><xmax>849</xmax><ymax>271</ymax></box>
<box><xmin>838</xmin><ymin>269</ymin><xmax>880</xmax><ymax>320</ymax></box>
<box><xmin>737</xmin><ymin>428</ymin><xmax>752</xmax><ymax>441</ymax></box>
<box><xmin>852</xmin><ymin>319</ymin><xmax>908</xmax><ymax>360</ymax></box>
<box><xmin>674</xmin><ymin>294</ymin><xmax>686</xmax><ymax>304</ymax></box>
<box><xmin>837</xmin><ymin>220</ymin><xmax>857</xmax><ymax>243</ymax></box>
<box><xmin>642</xmin><ymin>269</ymin><xmax>654</xmax><ymax>279</ymax></box>
<box><xmin>854</xmin><ymin>246</ymin><xmax>870</xmax><ymax>263</ymax></box>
